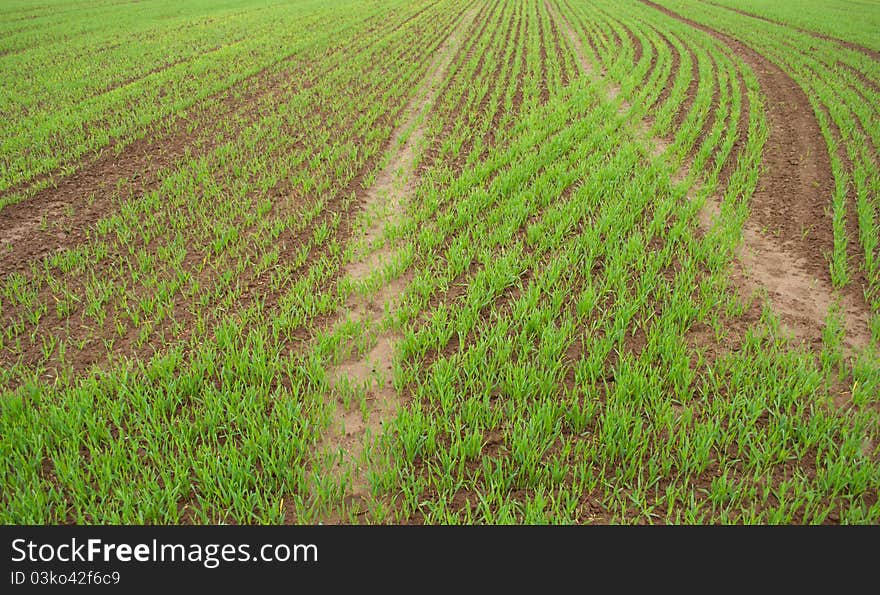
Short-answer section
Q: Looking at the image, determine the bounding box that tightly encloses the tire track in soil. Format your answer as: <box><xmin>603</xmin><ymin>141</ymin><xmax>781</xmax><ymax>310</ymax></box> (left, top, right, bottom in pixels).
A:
<box><xmin>549</xmin><ymin>3</ymin><xmax>655</xmax><ymax>141</ymax></box>
<box><xmin>700</xmin><ymin>0</ymin><xmax>880</xmax><ymax>102</ymax></box>
<box><xmin>545</xmin><ymin>0</ymin><xmax>873</xmax><ymax>512</ymax></box>
<box><xmin>314</xmin><ymin>4</ymin><xmax>478</xmax><ymax>523</ymax></box>
<box><xmin>0</xmin><ymin>7</ymin><xmax>423</xmax><ymax>274</ymax></box>
<box><xmin>1</xmin><ymin>9</ymin><xmax>464</xmax><ymax>391</ymax></box>
<box><xmin>699</xmin><ymin>0</ymin><xmax>880</xmax><ymax>64</ymax></box>
<box><xmin>552</xmin><ymin>0</ymin><xmax>871</xmax><ymax>352</ymax></box>
<box><xmin>638</xmin><ymin>0</ymin><xmax>872</xmax><ymax>352</ymax></box>
<box><xmin>551</xmin><ymin>1</ymin><xmax>593</xmax><ymax>76</ymax></box>
<box><xmin>0</xmin><ymin>64</ymin><xmax>306</xmax><ymax>277</ymax></box>
<box><xmin>648</xmin><ymin>25</ymin><xmax>681</xmax><ymax>118</ymax></box>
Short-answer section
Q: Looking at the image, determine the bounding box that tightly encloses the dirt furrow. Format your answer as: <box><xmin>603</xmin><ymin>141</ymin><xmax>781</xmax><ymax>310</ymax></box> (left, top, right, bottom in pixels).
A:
<box><xmin>0</xmin><ymin>9</ymin><xmax>425</xmax><ymax>273</ymax></box>
<box><xmin>638</xmin><ymin>0</ymin><xmax>872</xmax><ymax>350</ymax></box>
<box><xmin>316</xmin><ymin>4</ymin><xmax>479</xmax><ymax>522</ymax></box>
<box><xmin>548</xmin><ymin>1</ymin><xmax>593</xmax><ymax>75</ymax></box>
<box><xmin>672</xmin><ymin>34</ymin><xmax>700</xmax><ymax>131</ymax></box>
<box><xmin>550</xmin><ymin>0</ymin><xmax>871</xmax><ymax>351</ymax></box>
<box><xmin>544</xmin><ymin>0</ymin><xmax>573</xmax><ymax>86</ymax></box>
<box><xmin>0</xmin><ymin>63</ymin><xmax>308</xmax><ymax>277</ymax></box>
<box><xmin>700</xmin><ymin>0</ymin><xmax>880</xmax><ymax>63</ymax></box>
<box><xmin>649</xmin><ymin>25</ymin><xmax>681</xmax><ymax>117</ymax></box>
<box><xmin>700</xmin><ymin>0</ymin><xmax>880</xmax><ymax>100</ymax></box>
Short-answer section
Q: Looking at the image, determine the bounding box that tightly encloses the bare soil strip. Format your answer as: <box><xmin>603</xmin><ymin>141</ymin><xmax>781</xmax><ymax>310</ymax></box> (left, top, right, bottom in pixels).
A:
<box><xmin>0</xmin><ymin>64</ymin><xmax>301</xmax><ymax>276</ymax></box>
<box><xmin>701</xmin><ymin>0</ymin><xmax>880</xmax><ymax>63</ymax></box>
<box><xmin>0</xmin><ymin>119</ymin><xmax>218</xmax><ymax>276</ymax></box>
<box><xmin>638</xmin><ymin>0</ymin><xmax>872</xmax><ymax>352</ymax></box>
<box><xmin>0</xmin><ymin>13</ymin><xmax>419</xmax><ymax>271</ymax></box>
<box><xmin>550</xmin><ymin>0</ymin><xmax>872</xmax><ymax>352</ymax></box>
<box><xmin>316</xmin><ymin>5</ymin><xmax>478</xmax><ymax>520</ymax></box>
<box><xmin>649</xmin><ymin>27</ymin><xmax>680</xmax><ymax>116</ymax></box>
<box><xmin>552</xmin><ymin>2</ymin><xmax>593</xmax><ymax>76</ymax></box>
<box><xmin>86</xmin><ymin>41</ymin><xmax>233</xmax><ymax>100</ymax></box>
<box><xmin>701</xmin><ymin>0</ymin><xmax>880</xmax><ymax>100</ymax></box>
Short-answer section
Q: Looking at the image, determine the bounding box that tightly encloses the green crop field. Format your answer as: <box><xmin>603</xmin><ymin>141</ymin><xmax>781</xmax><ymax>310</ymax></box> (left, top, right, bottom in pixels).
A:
<box><xmin>1</xmin><ymin>0</ymin><xmax>878</xmax><ymax>524</ymax></box>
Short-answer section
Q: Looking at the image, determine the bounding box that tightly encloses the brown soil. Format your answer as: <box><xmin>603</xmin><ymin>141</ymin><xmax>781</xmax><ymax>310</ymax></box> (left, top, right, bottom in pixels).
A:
<box><xmin>672</xmin><ymin>36</ymin><xmax>700</xmax><ymax>131</ymax></box>
<box><xmin>0</xmin><ymin>34</ymin><xmax>428</xmax><ymax>386</ymax></box>
<box><xmin>622</xmin><ymin>16</ymin><xmax>645</xmax><ymax>65</ymax></box>
<box><xmin>546</xmin><ymin>1</ymin><xmax>593</xmax><ymax>75</ymax></box>
<box><xmin>0</xmin><ymin>59</ymin><xmax>309</xmax><ymax>277</ymax></box>
<box><xmin>702</xmin><ymin>0</ymin><xmax>880</xmax><ymax>101</ymax></box>
<box><xmin>640</xmin><ymin>0</ymin><xmax>872</xmax><ymax>352</ymax></box>
<box><xmin>535</xmin><ymin>3</ymin><xmax>551</xmax><ymax>103</ymax></box>
<box><xmin>316</xmin><ymin>5</ymin><xmax>479</xmax><ymax>522</ymax></box>
<box><xmin>650</xmin><ymin>26</ymin><xmax>681</xmax><ymax>117</ymax></box>
<box><xmin>0</xmin><ymin>117</ymin><xmax>217</xmax><ymax>277</ymax></box>
<box><xmin>481</xmin><ymin>4</ymin><xmax>521</xmax><ymax>158</ymax></box>
<box><xmin>554</xmin><ymin>0</ymin><xmax>871</xmax><ymax>353</ymax></box>
<box><xmin>544</xmin><ymin>0</ymin><xmax>573</xmax><ymax>86</ymax></box>
<box><xmin>701</xmin><ymin>0</ymin><xmax>880</xmax><ymax>63</ymax></box>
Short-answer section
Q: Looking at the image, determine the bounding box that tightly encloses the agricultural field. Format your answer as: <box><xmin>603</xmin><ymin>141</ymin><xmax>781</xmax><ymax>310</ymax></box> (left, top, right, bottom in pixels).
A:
<box><xmin>0</xmin><ymin>0</ymin><xmax>878</xmax><ymax>524</ymax></box>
